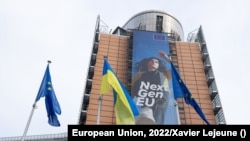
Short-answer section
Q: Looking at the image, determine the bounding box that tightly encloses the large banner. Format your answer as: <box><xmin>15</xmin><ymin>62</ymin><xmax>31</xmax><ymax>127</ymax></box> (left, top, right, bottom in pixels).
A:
<box><xmin>131</xmin><ymin>30</ymin><xmax>178</xmax><ymax>124</ymax></box>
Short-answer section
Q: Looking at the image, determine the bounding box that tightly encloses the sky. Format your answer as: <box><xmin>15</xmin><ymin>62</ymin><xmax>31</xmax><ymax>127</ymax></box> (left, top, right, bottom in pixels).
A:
<box><xmin>1</xmin><ymin>0</ymin><xmax>250</xmax><ymax>138</ymax></box>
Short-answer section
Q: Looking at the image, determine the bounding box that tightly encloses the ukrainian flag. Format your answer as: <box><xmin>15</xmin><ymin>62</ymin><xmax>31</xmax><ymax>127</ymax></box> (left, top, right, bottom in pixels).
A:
<box><xmin>101</xmin><ymin>58</ymin><xmax>139</xmax><ymax>124</ymax></box>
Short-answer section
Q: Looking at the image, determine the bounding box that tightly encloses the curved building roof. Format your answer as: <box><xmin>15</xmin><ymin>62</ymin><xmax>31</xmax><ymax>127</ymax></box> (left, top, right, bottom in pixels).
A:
<box><xmin>122</xmin><ymin>10</ymin><xmax>184</xmax><ymax>41</ymax></box>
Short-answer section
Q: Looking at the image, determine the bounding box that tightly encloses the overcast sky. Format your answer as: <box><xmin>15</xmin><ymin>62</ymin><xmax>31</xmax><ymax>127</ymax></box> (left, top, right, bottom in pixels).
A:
<box><xmin>1</xmin><ymin>0</ymin><xmax>250</xmax><ymax>138</ymax></box>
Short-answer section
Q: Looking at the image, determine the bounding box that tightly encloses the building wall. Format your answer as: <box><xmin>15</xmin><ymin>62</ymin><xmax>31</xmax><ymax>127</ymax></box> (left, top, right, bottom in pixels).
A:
<box><xmin>85</xmin><ymin>34</ymin><xmax>129</xmax><ymax>124</ymax></box>
<box><xmin>84</xmin><ymin>33</ymin><xmax>216</xmax><ymax>125</ymax></box>
<box><xmin>172</xmin><ymin>42</ymin><xmax>216</xmax><ymax>124</ymax></box>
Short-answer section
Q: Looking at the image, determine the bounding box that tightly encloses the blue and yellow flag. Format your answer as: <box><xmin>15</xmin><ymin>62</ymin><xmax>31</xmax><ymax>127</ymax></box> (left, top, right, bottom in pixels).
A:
<box><xmin>35</xmin><ymin>63</ymin><xmax>61</xmax><ymax>127</ymax></box>
<box><xmin>101</xmin><ymin>58</ymin><xmax>139</xmax><ymax>124</ymax></box>
<box><xmin>171</xmin><ymin>62</ymin><xmax>210</xmax><ymax>125</ymax></box>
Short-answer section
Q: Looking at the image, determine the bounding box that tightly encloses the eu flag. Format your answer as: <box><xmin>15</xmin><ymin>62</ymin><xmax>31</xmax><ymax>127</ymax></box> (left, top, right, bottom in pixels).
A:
<box><xmin>35</xmin><ymin>63</ymin><xmax>61</xmax><ymax>127</ymax></box>
<box><xmin>100</xmin><ymin>58</ymin><xmax>139</xmax><ymax>124</ymax></box>
<box><xmin>171</xmin><ymin>62</ymin><xmax>210</xmax><ymax>125</ymax></box>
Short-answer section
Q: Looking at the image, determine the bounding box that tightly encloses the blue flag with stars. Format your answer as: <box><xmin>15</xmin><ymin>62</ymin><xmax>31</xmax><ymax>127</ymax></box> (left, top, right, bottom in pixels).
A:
<box><xmin>171</xmin><ymin>62</ymin><xmax>210</xmax><ymax>125</ymax></box>
<box><xmin>35</xmin><ymin>63</ymin><xmax>61</xmax><ymax>127</ymax></box>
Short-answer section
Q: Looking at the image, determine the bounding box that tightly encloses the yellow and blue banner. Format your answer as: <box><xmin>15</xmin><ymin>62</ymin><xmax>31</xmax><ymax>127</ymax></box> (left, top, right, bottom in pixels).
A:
<box><xmin>101</xmin><ymin>58</ymin><xmax>139</xmax><ymax>124</ymax></box>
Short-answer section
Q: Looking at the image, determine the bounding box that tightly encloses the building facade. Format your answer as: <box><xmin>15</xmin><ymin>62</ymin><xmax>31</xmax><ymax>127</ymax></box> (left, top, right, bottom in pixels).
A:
<box><xmin>78</xmin><ymin>10</ymin><xmax>226</xmax><ymax>125</ymax></box>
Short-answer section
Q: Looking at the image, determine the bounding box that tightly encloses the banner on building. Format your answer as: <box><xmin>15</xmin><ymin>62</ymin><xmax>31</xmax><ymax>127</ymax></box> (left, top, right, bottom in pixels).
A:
<box><xmin>131</xmin><ymin>30</ymin><xmax>178</xmax><ymax>124</ymax></box>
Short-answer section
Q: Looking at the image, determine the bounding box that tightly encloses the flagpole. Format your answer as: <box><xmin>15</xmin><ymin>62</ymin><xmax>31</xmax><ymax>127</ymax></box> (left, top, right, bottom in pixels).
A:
<box><xmin>169</xmin><ymin>57</ymin><xmax>181</xmax><ymax>125</ymax></box>
<box><xmin>96</xmin><ymin>95</ymin><xmax>103</xmax><ymax>124</ymax></box>
<box><xmin>21</xmin><ymin>102</ymin><xmax>37</xmax><ymax>141</ymax></box>
<box><xmin>175</xmin><ymin>101</ymin><xmax>181</xmax><ymax>125</ymax></box>
<box><xmin>97</xmin><ymin>56</ymin><xmax>108</xmax><ymax>124</ymax></box>
<box><xmin>21</xmin><ymin>60</ymin><xmax>52</xmax><ymax>141</ymax></box>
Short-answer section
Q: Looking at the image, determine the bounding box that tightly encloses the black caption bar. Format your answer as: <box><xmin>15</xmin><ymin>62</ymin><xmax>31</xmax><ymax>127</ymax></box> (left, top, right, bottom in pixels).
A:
<box><xmin>68</xmin><ymin>125</ymin><xmax>249</xmax><ymax>140</ymax></box>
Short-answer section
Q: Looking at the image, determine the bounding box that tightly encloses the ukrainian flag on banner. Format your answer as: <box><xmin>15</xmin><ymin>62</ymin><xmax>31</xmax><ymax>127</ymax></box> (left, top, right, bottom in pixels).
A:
<box><xmin>100</xmin><ymin>58</ymin><xmax>139</xmax><ymax>124</ymax></box>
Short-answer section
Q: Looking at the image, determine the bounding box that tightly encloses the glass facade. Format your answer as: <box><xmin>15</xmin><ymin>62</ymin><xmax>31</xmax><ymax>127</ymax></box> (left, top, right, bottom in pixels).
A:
<box><xmin>122</xmin><ymin>10</ymin><xmax>184</xmax><ymax>41</ymax></box>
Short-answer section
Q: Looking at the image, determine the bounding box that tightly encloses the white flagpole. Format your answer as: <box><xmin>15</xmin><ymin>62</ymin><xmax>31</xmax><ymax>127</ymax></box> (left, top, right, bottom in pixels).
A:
<box><xmin>97</xmin><ymin>56</ymin><xmax>107</xmax><ymax>124</ymax></box>
<box><xmin>21</xmin><ymin>102</ymin><xmax>37</xmax><ymax>141</ymax></box>
<box><xmin>96</xmin><ymin>95</ymin><xmax>103</xmax><ymax>124</ymax></box>
<box><xmin>21</xmin><ymin>60</ymin><xmax>51</xmax><ymax>140</ymax></box>
<box><xmin>175</xmin><ymin>101</ymin><xmax>181</xmax><ymax>125</ymax></box>
<box><xmin>169</xmin><ymin>57</ymin><xmax>181</xmax><ymax>125</ymax></box>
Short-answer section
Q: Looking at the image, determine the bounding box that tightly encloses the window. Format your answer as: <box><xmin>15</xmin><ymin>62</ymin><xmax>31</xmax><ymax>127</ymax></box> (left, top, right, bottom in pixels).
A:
<box><xmin>156</xmin><ymin>16</ymin><xmax>163</xmax><ymax>32</ymax></box>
